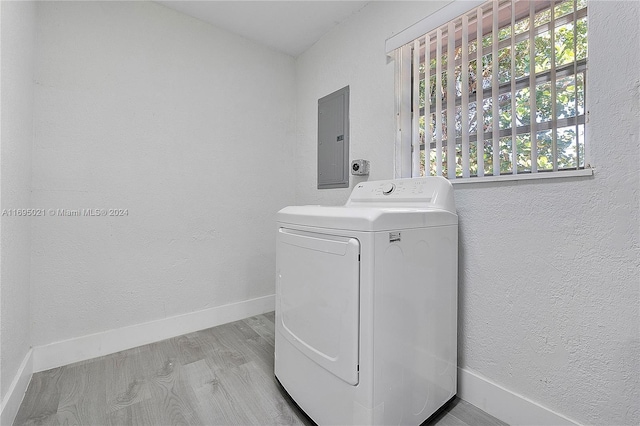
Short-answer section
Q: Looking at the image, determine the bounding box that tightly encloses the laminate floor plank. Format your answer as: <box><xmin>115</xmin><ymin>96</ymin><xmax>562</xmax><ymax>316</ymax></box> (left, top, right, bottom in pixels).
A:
<box><xmin>144</xmin><ymin>335</ymin><xmax>205</xmax><ymax>425</ymax></box>
<box><xmin>54</xmin><ymin>358</ymin><xmax>107</xmax><ymax>425</ymax></box>
<box><xmin>424</xmin><ymin>397</ymin><xmax>507</xmax><ymax>426</ymax></box>
<box><xmin>107</xmin><ymin>398</ymin><xmax>164</xmax><ymax>426</ymax></box>
<box><xmin>200</xmin><ymin>319</ymin><xmax>273</xmax><ymax>375</ymax></box>
<box><xmin>228</xmin><ymin>320</ymin><xmax>276</xmax><ymax>369</ymax></box>
<box><xmin>445</xmin><ymin>399</ymin><xmax>509</xmax><ymax>426</ymax></box>
<box><xmin>196</xmin><ymin>325</ymin><xmax>250</xmax><ymax>371</ymax></box>
<box><xmin>15</xmin><ymin>312</ymin><xmax>507</xmax><ymax>426</ymax></box>
<box><xmin>105</xmin><ymin>346</ymin><xmax>154</xmax><ymax>414</ymax></box>
<box><xmin>263</xmin><ymin>311</ymin><xmax>275</xmax><ymax>322</ymax></box>
<box><xmin>242</xmin><ymin>314</ymin><xmax>276</xmax><ymax>345</ymax></box>
<box><xmin>214</xmin><ymin>360</ymin><xmax>308</xmax><ymax>425</ymax></box>
<box><xmin>13</xmin><ymin>367</ymin><xmax>63</xmax><ymax>425</ymax></box>
<box><xmin>174</xmin><ymin>333</ymin><xmax>207</xmax><ymax>366</ymax></box>
<box><xmin>428</xmin><ymin>411</ymin><xmax>468</xmax><ymax>426</ymax></box>
<box><xmin>181</xmin><ymin>359</ymin><xmax>240</xmax><ymax>425</ymax></box>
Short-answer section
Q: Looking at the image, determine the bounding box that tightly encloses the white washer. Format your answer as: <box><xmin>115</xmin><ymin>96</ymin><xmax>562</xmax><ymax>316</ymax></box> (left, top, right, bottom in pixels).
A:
<box><xmin>275</xmin><ymin>177</ymin><xmax>458</xmax><ymax>425</ymax></box>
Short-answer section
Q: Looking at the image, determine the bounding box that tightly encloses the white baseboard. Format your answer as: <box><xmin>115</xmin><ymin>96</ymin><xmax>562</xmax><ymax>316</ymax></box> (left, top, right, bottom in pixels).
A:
<box><xmin>458</xmin><ymin>367</ymin><xmax>581</xmax><ymax>426</ymax></box>
<box><xmin>33</xmin><ymin>294</ymin><xmax>275</xmax><ymax>373</ymax></box>
<box><xmin>0</xmin><ymin>348</ymin><xmax>33</xmax><ymax>426</ymax></box>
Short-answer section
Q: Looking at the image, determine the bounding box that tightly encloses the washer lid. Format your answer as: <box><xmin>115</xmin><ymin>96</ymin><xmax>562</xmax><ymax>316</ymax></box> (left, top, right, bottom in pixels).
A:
<box><xmin>278</xmin><ymin>177</ymin><xmax>457</xmax><ymax>231</ymax></box>
<box><xmin>277</xmin><ymin>205</ymin><xmax>457</xmax><ymax>231</ymax></box>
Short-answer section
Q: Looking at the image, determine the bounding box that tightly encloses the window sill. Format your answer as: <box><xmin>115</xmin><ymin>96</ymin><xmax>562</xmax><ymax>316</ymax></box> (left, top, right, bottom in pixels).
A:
<box><xmin>449</xmin><ymin>168</ymin><xmax>594</xmax><ymax>185</ymax></box>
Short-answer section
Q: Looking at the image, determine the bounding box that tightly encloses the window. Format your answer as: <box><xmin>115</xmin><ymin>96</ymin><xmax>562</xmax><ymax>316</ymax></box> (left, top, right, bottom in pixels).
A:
<box><xmin>395</xmin><ymin>0</ymin><xmax>589</xmax><ymax>181</ymax></box>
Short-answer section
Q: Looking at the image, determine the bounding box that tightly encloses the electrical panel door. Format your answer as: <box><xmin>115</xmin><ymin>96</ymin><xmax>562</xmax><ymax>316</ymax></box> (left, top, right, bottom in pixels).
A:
<box><xmin>318</xmin><ymin>86</ymin><xmax>349</xmax><ymax>189</ymax></box>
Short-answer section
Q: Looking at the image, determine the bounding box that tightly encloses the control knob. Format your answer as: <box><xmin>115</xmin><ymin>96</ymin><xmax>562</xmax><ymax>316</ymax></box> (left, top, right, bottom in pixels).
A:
<box><xmin>382</xmin><ymin>183</ymin><xmax>395</xmax><ymax>195</ymax></box>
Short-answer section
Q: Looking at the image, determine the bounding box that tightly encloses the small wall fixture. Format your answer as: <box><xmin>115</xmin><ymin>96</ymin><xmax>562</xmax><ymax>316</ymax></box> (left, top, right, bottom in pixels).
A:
<box><xmin>351</xmin><ymin>159</ymin><xmax>370</xmax><ymax>176</ymax></box>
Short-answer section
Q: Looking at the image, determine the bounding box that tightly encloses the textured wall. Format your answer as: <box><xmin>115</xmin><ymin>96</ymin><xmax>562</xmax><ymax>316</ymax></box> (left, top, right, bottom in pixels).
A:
<box><xmin>295</xmin><ymin>1</ymin><xmax>448</xmax><ymax>206</ymax></box>
<box><xmin>456</xmin><ymin>3</ymin><xmax>639</xmax><ymax>423</ymax></box>
<box><xmin>294</xmin><ymin>1</ymin><xmax>639</xmax><ymax>424</ymax></box>
<box><xmin>0</xmin><ymin>0</ymin><xmax>35</xmax><ymax>400</ymax></box>
<box><xmin>30</xmin><ymin>1</ymin><xmax>296</xmax><ymax>346</ymax></box>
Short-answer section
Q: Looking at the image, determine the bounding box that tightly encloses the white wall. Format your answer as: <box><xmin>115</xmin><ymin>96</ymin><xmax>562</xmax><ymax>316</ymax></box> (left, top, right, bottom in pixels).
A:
<box><xmin>294</xmin><ymin>1</ymin><xmax>639</xmax><ymax>425</ymax></box>
<box><xmin>295</xmin><ymin>1</ymin><xmax>447</xmax><ymax>206</ymax></box>
<box><xmin>455</xmin><ymin>3</ymin><xmax>638</xmax><ymax>424</ymax></box>
<box><xmin>0</xmin><ymin>0</ymin><xmax>35</xmax><ymax>412</ymax></box>
<box><xmin>30</xmin><ymin>1</ymin><xmax>296</xmax><ymax>347</ymax></box>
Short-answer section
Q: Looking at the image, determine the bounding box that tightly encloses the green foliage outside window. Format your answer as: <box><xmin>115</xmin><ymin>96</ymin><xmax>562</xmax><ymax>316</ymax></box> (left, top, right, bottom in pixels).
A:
<box><xmin>418</xmin><ymin>0</ymin><xmax>587</xmax><ymax>177</ymax></box>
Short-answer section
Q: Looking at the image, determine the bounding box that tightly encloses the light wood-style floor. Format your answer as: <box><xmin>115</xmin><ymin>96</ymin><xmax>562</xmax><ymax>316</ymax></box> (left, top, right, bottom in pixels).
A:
<box><xmin>14</xmin><ymin>312</ymin><xmax>507</xmax><ymax>426</ymax></box>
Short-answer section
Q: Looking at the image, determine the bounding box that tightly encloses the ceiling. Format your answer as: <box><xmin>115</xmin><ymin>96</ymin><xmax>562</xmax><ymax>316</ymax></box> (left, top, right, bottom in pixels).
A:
<box><xmin>157</xmin><ymin>1</ymin><xmax>370</xmax><ymax>57</ymax></box>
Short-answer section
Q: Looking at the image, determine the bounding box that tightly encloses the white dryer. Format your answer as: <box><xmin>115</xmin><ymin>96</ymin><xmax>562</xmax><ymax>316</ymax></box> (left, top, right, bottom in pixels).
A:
<box><xmin>275</xmin><ymin>177</ymin><xmax>458</xmax><ymax>425</ymax></box>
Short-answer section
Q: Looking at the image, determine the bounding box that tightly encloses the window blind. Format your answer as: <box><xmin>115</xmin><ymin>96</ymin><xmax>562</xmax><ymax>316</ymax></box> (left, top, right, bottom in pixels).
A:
<box><xmin>402</xmin><ymin>0</ymin><xmax>588</xmax><ymax>180</ymax></box>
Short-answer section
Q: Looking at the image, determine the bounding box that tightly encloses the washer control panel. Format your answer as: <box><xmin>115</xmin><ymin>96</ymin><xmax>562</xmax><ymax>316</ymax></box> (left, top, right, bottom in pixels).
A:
<box><xmin>346</xmin><ymin>177</ymin><xmax>454</xmax><ymax>211</ymax></box>
<box><xmin>351</xmin><ymin>179</ymin><xmax>429</xmax><ymax>199</ymax></box>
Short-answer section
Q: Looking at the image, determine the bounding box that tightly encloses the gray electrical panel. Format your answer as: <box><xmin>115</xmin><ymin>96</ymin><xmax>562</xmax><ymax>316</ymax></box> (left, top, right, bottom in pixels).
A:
<box><xmin>318</xmin><ymin>86</ymin><xmax>349</xmax><ymax>189</ymax></box>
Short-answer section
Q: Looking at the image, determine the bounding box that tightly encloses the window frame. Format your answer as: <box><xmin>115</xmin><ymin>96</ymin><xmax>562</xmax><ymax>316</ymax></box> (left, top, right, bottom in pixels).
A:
<box><xmin>393</xmin><ymin>0</ymin><xmax>593</xmax><ymax>183</ymax></box>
